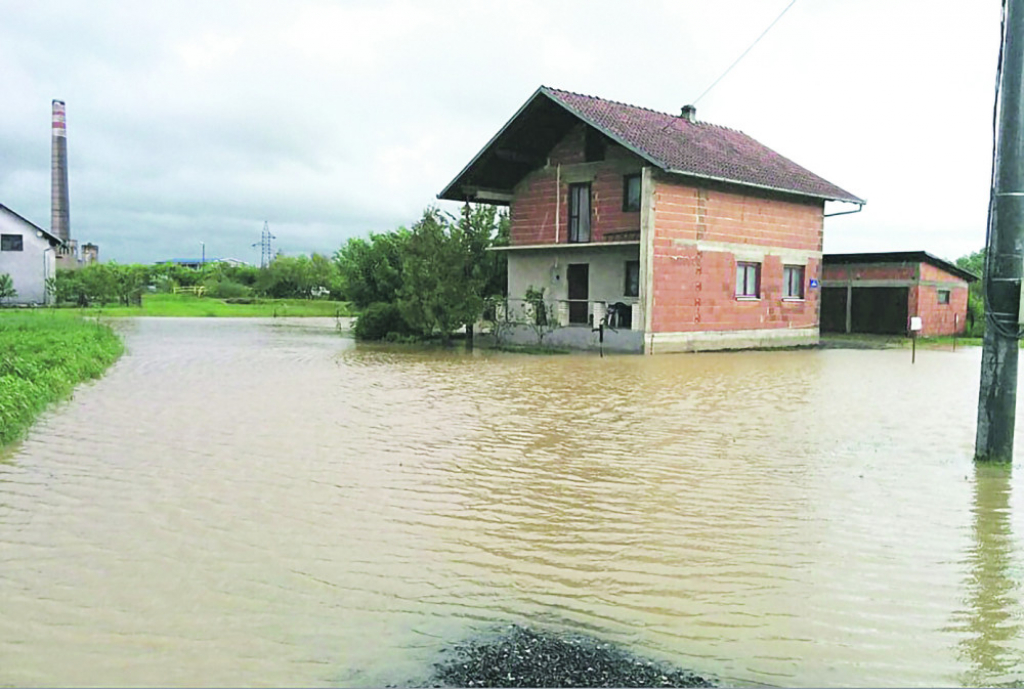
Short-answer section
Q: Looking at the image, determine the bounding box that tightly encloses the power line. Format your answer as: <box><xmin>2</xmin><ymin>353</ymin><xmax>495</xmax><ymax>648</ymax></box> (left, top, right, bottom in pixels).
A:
<box><xmin>692</xmin><ymin>0</ymin><xmax>799</xmax><ymax>105</ymax></box>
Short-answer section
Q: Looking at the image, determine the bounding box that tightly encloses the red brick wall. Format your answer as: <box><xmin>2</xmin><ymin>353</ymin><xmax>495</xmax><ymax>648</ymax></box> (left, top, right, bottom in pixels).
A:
<box><xmin>650</xmin><ymin>176</ymin><xmax>823</xmax><ymax>333</ymax></box>
<box><xmin>821</xmin><ymin>263</ymin><xmax>917</xmax><ymax>282</ymax></box>
<box><xmin>509</xmin><ymin>125</ymin><xmax>643</xmax><ymax>245</ymax></box>
<box><xmin>913</xmin><ymin>283</ymin><xmax>970</xmax><ymax>336</ymax></box>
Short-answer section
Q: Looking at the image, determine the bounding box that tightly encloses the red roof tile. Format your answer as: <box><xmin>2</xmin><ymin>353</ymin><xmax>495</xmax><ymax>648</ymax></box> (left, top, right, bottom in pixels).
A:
<box><xmin>542</xmin><ymin>87</ymin><xmax>863</xmax><ymax>204</ymax></box>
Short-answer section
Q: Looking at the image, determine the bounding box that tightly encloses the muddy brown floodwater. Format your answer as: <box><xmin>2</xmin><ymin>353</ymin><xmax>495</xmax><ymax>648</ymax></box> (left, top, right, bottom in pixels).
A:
<box><xmin>1</xmin><ymin>317</ymin><xmax>1023</xmax><ymax>687</ymax></box>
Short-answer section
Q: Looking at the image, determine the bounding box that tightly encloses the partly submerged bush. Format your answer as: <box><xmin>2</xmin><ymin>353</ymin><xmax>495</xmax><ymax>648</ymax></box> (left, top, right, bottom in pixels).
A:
<box><xmin>353</xmin><ymin>301</ymin><xmax>415</xmax><ymax>341</ymax></box>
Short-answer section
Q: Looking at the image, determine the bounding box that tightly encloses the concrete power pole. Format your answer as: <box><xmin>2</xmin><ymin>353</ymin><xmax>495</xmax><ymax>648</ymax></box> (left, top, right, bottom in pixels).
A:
<box><xmin>977</xmin><ymin>0</ymin><xmax>1024</xmax><ymax>463</ymax></box>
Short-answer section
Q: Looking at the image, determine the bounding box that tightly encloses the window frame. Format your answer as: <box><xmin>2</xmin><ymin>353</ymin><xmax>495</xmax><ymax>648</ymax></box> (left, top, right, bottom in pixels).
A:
<box><xmin>736</xmin><ymin>261</ymin><xmax>761</xmax><ymax>299</ymax></box>
<box><xmin>622</xmin><ymin>174</ymin><xmax>642</xmax><ymax>212</ymax></box>
<box><xmin>568</xmin><ymin>182</ymin><xmax>592</xmax><ymax>243</ymax></box>
<box><xmin>1</xmin><ymin>234</ymin><xmax>24</xmax><ymax>252</ymax></box>
<box><xmin>938</xmin><ymin>289</ymin><xmax>951</xmax><ymax>305</ymax></box>
<box><xmin>624</xmin><ymin>260</ymin><xmax>640</xmax><ymax>297</ymax></box>
<box><xmin>783</xmin><ymin>264</ymin><xmax>805</xmax><ymax>300</ymax></box>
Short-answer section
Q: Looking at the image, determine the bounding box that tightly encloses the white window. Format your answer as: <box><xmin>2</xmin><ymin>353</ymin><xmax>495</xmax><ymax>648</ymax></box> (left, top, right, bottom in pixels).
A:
<box><xmin>736</xmin><ymin>262</ymin><xmax>760</xmax><ymax>298</ymax></box>
<box><xmin>783</xmin><ymin>265</ymin><xmax>805</xmax><ymax>299</ymax></box>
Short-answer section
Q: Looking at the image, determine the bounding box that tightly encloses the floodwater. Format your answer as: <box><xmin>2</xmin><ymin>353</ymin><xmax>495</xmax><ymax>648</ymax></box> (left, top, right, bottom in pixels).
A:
<box><xmin>1</xmin><ymin>318</ymin><xmax>1023</xmax><ymax>688</ymax></box>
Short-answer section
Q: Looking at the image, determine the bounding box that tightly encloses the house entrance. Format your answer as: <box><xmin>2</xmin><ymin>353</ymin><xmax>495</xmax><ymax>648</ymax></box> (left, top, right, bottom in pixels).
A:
<box><xmin>567</xmin><ymin>263</ymin><xmax>589</xmax><ymax>324</ymax></box>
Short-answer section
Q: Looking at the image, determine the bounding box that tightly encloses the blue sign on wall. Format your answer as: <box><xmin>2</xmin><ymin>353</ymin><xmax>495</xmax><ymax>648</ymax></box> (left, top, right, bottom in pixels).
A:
<box><xmin>809</xmin><ymin>278</ymin><xmax>819</xmax><ymax>289</ymax></box>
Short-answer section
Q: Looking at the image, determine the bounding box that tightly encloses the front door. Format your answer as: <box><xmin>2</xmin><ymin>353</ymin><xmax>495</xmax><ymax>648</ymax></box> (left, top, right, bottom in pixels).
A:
<box><xmin>567</xmin><ymin>263</ymin><xmax>589</xmax><ymax>325</ymax></box>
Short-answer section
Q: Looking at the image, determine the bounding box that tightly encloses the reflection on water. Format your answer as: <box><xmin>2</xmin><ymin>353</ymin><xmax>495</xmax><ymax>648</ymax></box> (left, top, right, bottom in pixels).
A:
<box><xmin>0</xmin><ymin>318</ymin><xmax>1023</xmax><ymax>687</ymax></box>
<box><xmin>952</xmin><ymin>464</ymin><xmax>1024</xmax><ymax>687</ymax></box>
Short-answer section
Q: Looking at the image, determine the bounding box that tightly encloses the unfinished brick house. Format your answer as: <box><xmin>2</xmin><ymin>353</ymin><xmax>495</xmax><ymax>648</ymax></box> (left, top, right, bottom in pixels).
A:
<box><xmin>439</xmin><ymin>87</ymin><xmax>864</xmax><ymax>353</ymax></box>
<box><xmin>821</xmin><ymin>252</ymin><xmax>977</xmax><ymax>336</ymax></box>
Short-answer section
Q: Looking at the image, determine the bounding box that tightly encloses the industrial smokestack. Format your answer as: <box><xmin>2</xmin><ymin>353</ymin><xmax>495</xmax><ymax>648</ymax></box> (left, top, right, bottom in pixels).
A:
<box><xmin>51</xmin><ymin>99</ymin><xmax>70</xmax><ymax>244</ymax></box>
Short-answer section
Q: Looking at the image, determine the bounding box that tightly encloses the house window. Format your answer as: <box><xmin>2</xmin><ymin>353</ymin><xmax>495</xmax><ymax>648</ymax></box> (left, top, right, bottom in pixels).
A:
<box><xmin>938</xmin><ymin>289</ymin><xmax>951</xmax><ymax>304</ymax></box>
<box><xmin>783</xmin><ymin>265</ymin><xmax>805</xmax><ymax>299</ymax></box>
<box><xmin>625</xmin><ymin>260</ymin><xmax>640</xmax><ymax>297</ymax></box>
<box><xmin>623</xmin><ymin>174</ymin><xmax>642</xmax><ymax>212</ymax></box>
<box><xmin>736</xmin><ymin>261</ymin><xmax>760</xmax><ymax>298</ymax></box>
<box><xmin>568</xmin><ymin>183</ymin><xmax>591</xmax><ymax>243</ymax></box>
<box><xmin>1</xmin><ymin>234</ymin><xmax>23</xmax><ymax>252</ymax></box>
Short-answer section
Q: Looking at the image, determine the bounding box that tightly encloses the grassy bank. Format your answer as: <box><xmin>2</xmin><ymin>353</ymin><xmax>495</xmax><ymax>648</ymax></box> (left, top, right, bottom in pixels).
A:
<box><xmin>0</xmin><ymin>312</ymin><xmax>124</xmax><ymax>446</ymax></box>
<box><xmin>68</xmin><ymin>293</ymin><xmax>353</xmax><ymax>318</ymax></box>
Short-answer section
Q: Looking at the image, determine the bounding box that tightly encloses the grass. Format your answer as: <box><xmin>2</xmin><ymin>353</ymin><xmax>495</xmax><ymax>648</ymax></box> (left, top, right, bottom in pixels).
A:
<box><xmin>59</xmin><ymin>293</ymin><xmax>354</xmax><ymax>318</ymax></box>
<box><xmin>0</xmin><ymin>311</ymin><xmax>124</xmax><ymax>446</ymax></box>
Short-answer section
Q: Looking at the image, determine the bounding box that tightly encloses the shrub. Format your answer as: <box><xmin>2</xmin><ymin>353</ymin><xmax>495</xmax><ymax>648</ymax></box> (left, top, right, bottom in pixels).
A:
<box><xmin>353</xmin><ymin>301</ymin><xmax>415</xmax><ymax>341</ymax></box>
<box><xmin>203</xmin><ymin>278</ymin><xmax>251</xmax><ymax>299</ymax></box>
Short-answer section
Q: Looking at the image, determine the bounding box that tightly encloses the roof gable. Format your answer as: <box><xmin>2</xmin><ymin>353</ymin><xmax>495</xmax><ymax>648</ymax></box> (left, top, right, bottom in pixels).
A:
<box><xmin>439</xmin><ymin>86</ymin><xmax>864</xmax><ymax>205</ymax></box>
<box><xmin>0</xmin><ymin>204</ymin><xmax>62</xmax><ymax>245</ymax></box>
<box><xmin>823</xmin><ymin>251</ymin><xmax>979</xmax><ymax>283</ymax></box>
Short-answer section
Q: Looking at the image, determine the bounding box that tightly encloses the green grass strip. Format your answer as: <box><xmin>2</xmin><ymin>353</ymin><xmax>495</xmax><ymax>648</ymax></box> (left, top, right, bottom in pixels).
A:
<box><xmin>57</xmin><ymin>293</ymin><xmax>353</xmax><ymax>318</ymax></box>
<box><xmin>0</xmin><ymin>311</ymin><xmax>124</xmax><ymax>446</ymax></box>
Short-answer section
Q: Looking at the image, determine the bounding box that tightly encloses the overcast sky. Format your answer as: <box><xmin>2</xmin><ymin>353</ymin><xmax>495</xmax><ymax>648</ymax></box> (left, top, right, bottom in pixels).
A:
<box><xmin>0</xmin><ymin>0</ymin><xmax>1003</xmax><ymax>265</ymax></box>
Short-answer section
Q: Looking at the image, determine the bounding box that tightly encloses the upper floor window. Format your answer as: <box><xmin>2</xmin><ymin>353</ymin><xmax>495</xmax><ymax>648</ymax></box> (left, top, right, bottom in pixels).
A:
<box><xmin>1</xmin><ymin>234</ymin><xmax>23</xmax><ymax>252</ymax></box>
<box><xmin>568</xmin><ymin>183</ymin><xmax>591</xmax><ymax>243</ymax></box>
<box><xmin>938</xmin><ymin>289</ymin><xmax>951</xmax><ymax>304</ymax></box>
<box><xmin>783</xmin><ymin>265</ymin><xmax>805</xmax><ymax>299</ymax></box>
<box><xmin>736</xmin><ymin>261</ymin><xmax>760</xmax><ymax>298</ymax></box>
<box><xmin>623</xmin><ymin>174</ymin><xmax>641</xmax><ymax>212</ymax></box>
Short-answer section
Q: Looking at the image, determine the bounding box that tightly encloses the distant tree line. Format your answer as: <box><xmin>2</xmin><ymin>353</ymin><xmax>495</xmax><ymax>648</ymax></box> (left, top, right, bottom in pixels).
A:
<box><xmin>956</xmin><ymin>248</ymin><xmax>985</xmax><ymax>337</ymax></box>
<box><xmin>334</xmin><ymin>204</ymin><xmax>508</xmax><ymax>342</ymax></box>
<box><xmin>49</xmin><ymin>253</ymin><xmax>343</xmax><ymax>307</ymax></box>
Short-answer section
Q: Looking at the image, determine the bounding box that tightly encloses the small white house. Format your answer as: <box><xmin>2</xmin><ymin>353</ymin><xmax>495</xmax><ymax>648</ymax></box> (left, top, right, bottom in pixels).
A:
<box><xmin>0</xmin><ymin>204</ymin><xmax>62</xmax><ymax>305</ymax></box>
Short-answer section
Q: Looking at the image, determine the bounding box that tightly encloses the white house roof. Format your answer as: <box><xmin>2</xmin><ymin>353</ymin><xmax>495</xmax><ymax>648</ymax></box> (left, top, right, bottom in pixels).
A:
<box><xmin>0</xmin><ymin>204</ymin><xmax>63</xmax><ymax>245</ymax></box>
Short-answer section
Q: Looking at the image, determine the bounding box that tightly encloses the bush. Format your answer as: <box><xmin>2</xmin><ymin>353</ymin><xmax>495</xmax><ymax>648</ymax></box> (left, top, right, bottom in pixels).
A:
<box><xmin>203</xmin><ymin>278</ymin><xmax>251</xmax><ymax>299</ymax></box>
<box><xmin>353</xmin><ymin>301</ymin><xmax>415</xmax><ymax>341</ymax></box>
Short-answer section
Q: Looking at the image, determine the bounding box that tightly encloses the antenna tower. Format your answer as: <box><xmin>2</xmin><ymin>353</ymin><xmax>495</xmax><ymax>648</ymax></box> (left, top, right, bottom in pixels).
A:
<box><xmin>252</xmin><ymin>221</ymin><xmax>276</xmax><ymax>268</ymax></box>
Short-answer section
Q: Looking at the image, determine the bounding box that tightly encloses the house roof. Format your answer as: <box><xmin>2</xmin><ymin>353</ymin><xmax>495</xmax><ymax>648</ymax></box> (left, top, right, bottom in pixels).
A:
<box><xmin>439</xmin><ymin>86</ymin><xmax>864</xmax><ymax>205</ymax></box>
<box><xmin>823</xmin><ymin>251</ymin><xmax>979</xmax><ymax>283</ymax></box>
<box><xmin>0</xmin><ymin>204</ymin><xmax>62</xmax><ymax>245</ymax></box>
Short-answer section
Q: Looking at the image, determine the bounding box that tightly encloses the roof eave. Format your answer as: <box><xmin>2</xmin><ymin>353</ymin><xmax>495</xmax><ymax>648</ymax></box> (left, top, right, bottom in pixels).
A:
<box><xmin>0</xmin><ymin>203</ymin><xmax>63</xmax><ymax>244</ymax></box>
<box><xmin>664</xmin><ymin>168</ymin><xmax>865</xmax><ymax>205</ymax></box>
<box><xmin>437</xmin><ymin>86</ymin><xmax>549</xmax><ymax>202</ymax></box>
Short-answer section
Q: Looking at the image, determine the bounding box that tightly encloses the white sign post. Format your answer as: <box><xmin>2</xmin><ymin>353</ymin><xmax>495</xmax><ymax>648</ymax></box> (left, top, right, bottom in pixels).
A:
<box><xmin>909</xmin><ymin>316</ymin><xmax>922</xmax><ymax>364</ymax></box>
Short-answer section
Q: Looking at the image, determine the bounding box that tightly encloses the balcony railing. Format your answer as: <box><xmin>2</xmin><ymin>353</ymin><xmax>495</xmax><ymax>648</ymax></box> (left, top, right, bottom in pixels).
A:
<box><xmin>486</xmin><ymin>298</ymin><xmax>640</xmax><ymax>331</ymax></box>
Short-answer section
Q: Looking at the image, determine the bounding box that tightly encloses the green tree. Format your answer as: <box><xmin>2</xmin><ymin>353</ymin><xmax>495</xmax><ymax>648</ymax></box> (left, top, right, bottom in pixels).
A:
<box><xmin>0</xmin><ymin>273</ymin><xmax>16</xmax><ymax>303</ymax></box>
<box><xmin>957</xmin><ymin>248</ymin><xmax>986</xmax><ymax>336</ymax></box>
<box><xmin>397</xmin><ymin>208</ymin><xmax>486</xmax><ymax>343</ymax></box>
<box><xmin>334</xmin><ymin>229</ymin><xmax>411</xmax><ymax>308</ymax></box>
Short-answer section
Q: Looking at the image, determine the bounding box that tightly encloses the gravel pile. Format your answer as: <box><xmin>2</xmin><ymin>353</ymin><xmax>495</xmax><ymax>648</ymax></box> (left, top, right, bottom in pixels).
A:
<box><xmin>429</xmin><ymin>624</ymin><xmax>715</xmax><ymax>688</ymax></box>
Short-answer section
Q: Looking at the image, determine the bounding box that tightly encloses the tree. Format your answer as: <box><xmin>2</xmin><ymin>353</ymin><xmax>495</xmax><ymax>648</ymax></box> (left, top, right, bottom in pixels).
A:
<box><xmin>0</xmin><ymin>273</ymin><xmax>16</xmax><ymax>303</ymax></box>
<box><xmin>398</xmin><ymin>208</ymin><xmax>485</xmax><ymax>343</ymax></box>
<box><xmin>957</xmin><ymin>249</ymin><xmax>986</xmax><ymax>336</ymax></box>
<box><xmin>334</xmin><ymin>229</ymin><xmax>410</xmax><ymax>307</ymax></box>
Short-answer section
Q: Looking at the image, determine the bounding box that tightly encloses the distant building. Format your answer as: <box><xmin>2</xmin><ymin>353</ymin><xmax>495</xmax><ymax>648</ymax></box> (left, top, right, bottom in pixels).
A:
<box><xmin>0</xmin><ymin>203</ymin><xmax>63</xmax><ymax>304</ymax></box>
<box><xmin>81</xmin><ymin>243</ymin><xmax>99</xmax><ymax>266</ymax></box>
<box><xmin>821</xmin><ymin>251</ymin><xmax>978</xmax><ymax>336</ymax></box>
<box><xmin>158</xmin><ymin>257</ymin><xmax>248</xmax><ymax>269</ymax></box>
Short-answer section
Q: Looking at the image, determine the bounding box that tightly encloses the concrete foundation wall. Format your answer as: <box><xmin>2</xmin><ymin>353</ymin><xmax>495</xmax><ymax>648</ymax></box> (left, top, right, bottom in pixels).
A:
<box><xmin>649</xmin><ymin>326</ymin><xmax>819</xmax><ymax>353</ymax></box>
<box><xmin>494</xmin><ymin>323</ymin><xmax>644</xmax><ymax>353</ymax></box>
<box><xmin>0</xmin><ymin>208</ymin><xmax>56</xmax><ymax>304</ymax></box>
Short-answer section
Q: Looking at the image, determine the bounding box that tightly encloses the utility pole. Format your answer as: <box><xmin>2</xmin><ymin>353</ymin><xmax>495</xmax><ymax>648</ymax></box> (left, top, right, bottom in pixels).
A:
<box><xmin>977</xmin><ymin>0</ymin><xmax>1024</xmax><ymax>463</ymax></box>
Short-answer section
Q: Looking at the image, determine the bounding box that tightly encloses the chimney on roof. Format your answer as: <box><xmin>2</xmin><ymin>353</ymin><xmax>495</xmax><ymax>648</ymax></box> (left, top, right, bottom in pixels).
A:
<box><xmin>680</xmin><ymin>104</ymin><xmax>697</xmax><ymax>123</ymax></box>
